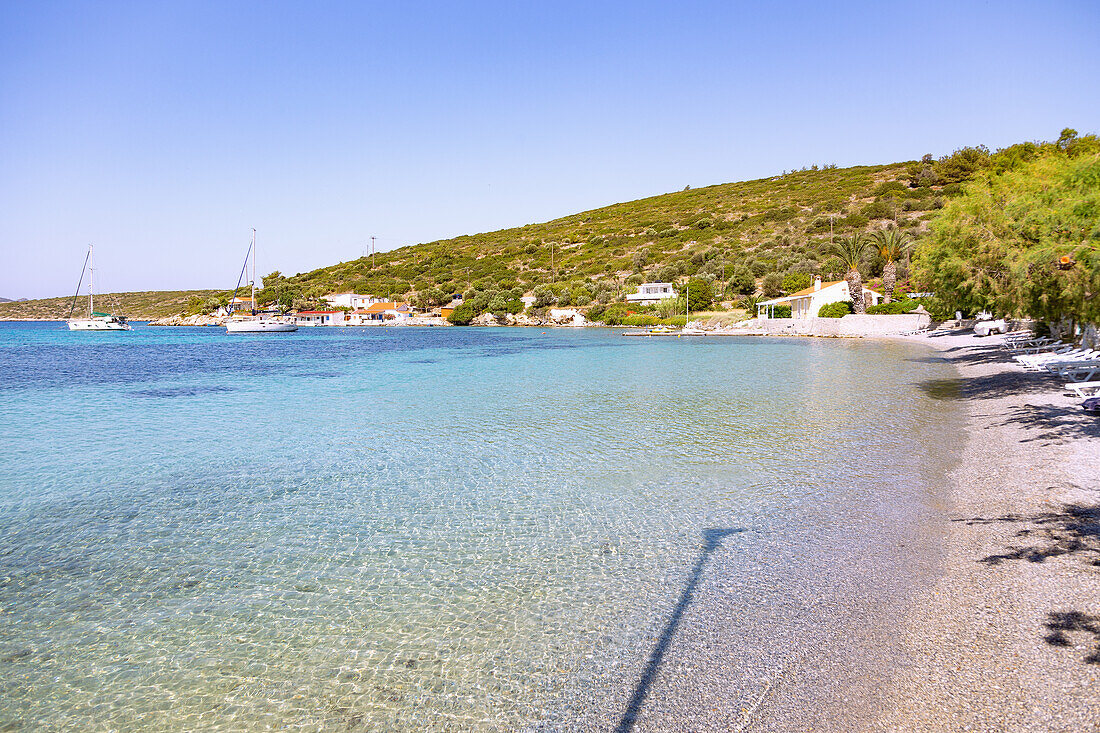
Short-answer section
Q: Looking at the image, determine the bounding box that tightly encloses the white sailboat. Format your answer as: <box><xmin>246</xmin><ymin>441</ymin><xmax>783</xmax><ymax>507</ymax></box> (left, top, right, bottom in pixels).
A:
<box><xmin>67</xmin><ymin>245</ymin><xmax>132</xmax><ymax>331</ymax></box>
<box><xmin>225</xmin><ymin>229</ymin><xmax>297</xmax><ymax>333</ymax></box>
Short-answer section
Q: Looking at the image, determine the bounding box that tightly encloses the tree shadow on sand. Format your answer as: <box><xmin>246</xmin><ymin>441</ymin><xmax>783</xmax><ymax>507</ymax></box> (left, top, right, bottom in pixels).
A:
<box><xmin>999</xmin><ymin>403</ymin><xmax>1100</xmax><ymax>445</ymax></box>
<box><xmin>935</xmin><ymin>342</ymin><xmax>1018</xmax><ymax>366</ymax></box>
<box><xmin>954</xmin><ymin>501</ymin><xmax>1100</xmax><ymax>568</ymax></box>
<box><xmin>956</xmin><ymin>499</ymin><xmax>1100</xmax><ymax>665</ymax></box>
<box><xmin>1043</xmin><ymin>611</ymin><xmax>1100</xmax><ymax>665</ymax></box>
<box><xmin>614</xmin><ymin>527</ymin><xmax>743</xmax><ymax>733</ymax></box>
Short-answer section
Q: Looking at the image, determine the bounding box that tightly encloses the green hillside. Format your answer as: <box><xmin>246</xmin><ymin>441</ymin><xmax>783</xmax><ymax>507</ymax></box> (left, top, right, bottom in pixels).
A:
<box><xmin>9</xmin><ymin>130</ymin><xmax>1090</xmax><ymax>325</ymax></box>
<box><xmin>0</xmin><ymin>290</ymin><xmax>223</xmax><ymax>321</ymax></box>
<box><xmin>259</xmin><ymin>161</ymin><xmax>943</xmax><ymax>310</ymax></box>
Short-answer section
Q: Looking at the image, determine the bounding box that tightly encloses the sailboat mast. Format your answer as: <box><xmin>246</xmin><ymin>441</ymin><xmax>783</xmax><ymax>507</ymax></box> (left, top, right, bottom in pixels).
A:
<box><xmin>88</xmin><ymin>244</ymin><xmax>94</xmax><ymax>316</ymax></box>
<box><xmin>250</xmin><ymin>228</ymin><xmax>256</xmax><ymax>311</ymax></box>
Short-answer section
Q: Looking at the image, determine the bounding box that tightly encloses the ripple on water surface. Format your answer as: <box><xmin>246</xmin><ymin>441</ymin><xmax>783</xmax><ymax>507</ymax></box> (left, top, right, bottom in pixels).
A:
<box><xmin>0</xmin><ymin>325</ymin><xmax>962</xmax><ymax>730</ymax></box>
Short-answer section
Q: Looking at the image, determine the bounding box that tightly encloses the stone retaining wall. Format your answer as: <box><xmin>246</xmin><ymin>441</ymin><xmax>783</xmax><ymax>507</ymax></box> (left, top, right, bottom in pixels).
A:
<box><xmin>757</xmin><ymin>313</ymin><xmax>932</xmax><ymax>337</ymax></box>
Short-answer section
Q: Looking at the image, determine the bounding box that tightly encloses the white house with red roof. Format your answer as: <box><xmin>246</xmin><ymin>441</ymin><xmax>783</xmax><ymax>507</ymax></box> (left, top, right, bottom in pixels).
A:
<box><xmin>757</xmin><ymin>277</ymin><xmax>882</xmax><ymax>319</ymax></box>
<box><xmin>347</xmin><ymin>302</ymin><xmax>412</xmax><ymax>325</ymax></box>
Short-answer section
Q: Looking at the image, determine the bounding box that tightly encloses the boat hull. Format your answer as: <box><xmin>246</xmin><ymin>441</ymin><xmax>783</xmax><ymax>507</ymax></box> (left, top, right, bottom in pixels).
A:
<box><xmin>225</xmin><ymin>319</ymin><xmax>298</xmax><ymax>333</ymax></box>
<box><xmin>67</xmin><ymin>318</ymin><xmax>131</xmax><ymax>331</ymax></box>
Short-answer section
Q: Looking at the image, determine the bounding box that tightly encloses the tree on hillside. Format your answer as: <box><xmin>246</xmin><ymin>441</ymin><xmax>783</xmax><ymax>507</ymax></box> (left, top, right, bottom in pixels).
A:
<box><xmin>684</xmin><ymin>277</ymin><xmax>714</xmax><ymax>312</ymax></box>
<box><xmin>761</xmin><ymin>273</ymin><xmax>783</xmax><ymax>298</ymax></box>
<box><xmin>781</xmin><ymin>272</ymin><xmax>812</xmax><ymax>294</ymax></box>
<box><xmin>829</xmin><ymin>234</ymin><xmax>870</xmax><ymax>313</ymax></box>
<box><xmin>913</xmin><ymin>147</ymin><xmax>1100</xmax><ymax>331</ymax></box>
<box><xmin>727</xmin><ymin>267</ymin><xmax>756</xmax><ymax>296</ymax></box>
<box><xmin>872</xmin><ymin>229</ymin><xmax>911</xmax><ymax>303</ymax></box>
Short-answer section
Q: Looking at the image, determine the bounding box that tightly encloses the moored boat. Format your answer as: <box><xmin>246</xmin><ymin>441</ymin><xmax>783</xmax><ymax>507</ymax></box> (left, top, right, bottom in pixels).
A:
<box><xmin>66</xmin><ymin>245</ymin><xmax>132</xmax><ymax>331</ymax></box>
<box><xmin>224</xmin><ymin>229</ymin><xmax>297</xmax><ymax>334</ymax></box>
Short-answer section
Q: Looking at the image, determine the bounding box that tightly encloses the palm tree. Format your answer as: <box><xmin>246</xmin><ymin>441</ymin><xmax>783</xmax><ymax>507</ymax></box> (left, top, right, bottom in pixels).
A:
<box><xmin>872</xmin><ymin>228</ymin><xmax>911</xmax><ymax>303</ymax></box>
<box><xmin>828</xmin><ymin>234</ymin><xmax>870</xmax><ymax>313</ymax></box>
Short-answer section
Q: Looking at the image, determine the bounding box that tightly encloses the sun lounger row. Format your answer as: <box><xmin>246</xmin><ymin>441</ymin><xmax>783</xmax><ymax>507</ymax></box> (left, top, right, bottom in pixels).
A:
<box><xmin>998</xmin><ymin>333</ymin><xmax>1100</xmax><ymax>413</ymax></box>
<box><xmin>1012</xmin><ymin>346</ymin><xmax>1094</xmax><ymax>370</ymax></box>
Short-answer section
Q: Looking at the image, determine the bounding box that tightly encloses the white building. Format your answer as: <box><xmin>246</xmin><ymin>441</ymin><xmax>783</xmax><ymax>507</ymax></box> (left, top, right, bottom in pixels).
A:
<box><xmin>322</xmin><ymin>292</ymin><xmax>384</xmax><ymax>310</ymax></box>
<box><xmin>625</xmin><ymin>282</ymin><xmax>677</xmax><ymax>305</ymax></box>
<box><xmin>295</xmin><ymin>310</ymin><xmax>346</xmax><ymax>326</ymax></box>
<box><xmin>350</xmin><ymin>301</ymin><xmax>413</xmax><ymax>324</ymax></box>
<box><xmin>756</xmin><ymin>277</ymin><xmax>883</xmax><ymax>319</ymax></box>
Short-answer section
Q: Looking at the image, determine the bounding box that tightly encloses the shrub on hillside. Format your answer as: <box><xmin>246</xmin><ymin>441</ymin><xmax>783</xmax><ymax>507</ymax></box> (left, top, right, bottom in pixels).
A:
<box><xmin>818</xmin><ymin>301</ymin><xmax>853</xmax><ymax>318</ymax></box>
<box><xmin>761</xmin><ymin>273</ymin><xmax>783</xmax><ymax>297</ymax></box>
<box><xmin>866</xmin><ymin>299</ymin><xmax>919</xmax><ymax>314</ymax></box>
<box><xmin>872</xmin><ymin>181</ymin><xmax>909</xmax><ymax>198</ymax></box>
<box><xmin>728</xmin><ymin>267</ymin><xmax>756</xmax><ymax>295</ymax></box>
<box><xmin>781</xmin><ymin>272</ymin><xmax>812</xmax><ymax>293</ymax></box>
<box><xmin>862</xmin><ymin>201</ymin><xmax>895</xmax><ymax>220</ymax></box>
<box><xmin>448</xmin><ymin>303</ymin><xmax>475</xmax><ymax>325</ymax></box>
<box><xmin>841</xmin><ymin>213</ymin><xmax>869</xmax><ymax>229</ymax></box>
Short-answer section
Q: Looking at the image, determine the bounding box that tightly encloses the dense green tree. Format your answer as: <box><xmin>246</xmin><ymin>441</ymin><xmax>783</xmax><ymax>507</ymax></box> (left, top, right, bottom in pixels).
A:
<box><xmin>727</xmin><ymin>267</ymin><xmax>756</xmax><ymax>296</ymax></box>
<box><xmin>761</xmin><ymin>272</ymin><xmax>783</xmax><ymax>298</ymax></box>
<box><xmin>781</xmin><ymin>272</ymin><xmax>812</xmax><ymax>294</ymax></box>
<box><xmin>913</xmin><ymin>148</ymin><xmax>1100</xmax><ymax>327</ymax></box>
<box><xmin>447</xmin><ymin>303</ymin><xmax>475</xmax><ymax>325</ymax></box>
<box><xmin>684</xmin><ymin>277</ymin><xmax>713</xmax><ymax>312</ymax></box>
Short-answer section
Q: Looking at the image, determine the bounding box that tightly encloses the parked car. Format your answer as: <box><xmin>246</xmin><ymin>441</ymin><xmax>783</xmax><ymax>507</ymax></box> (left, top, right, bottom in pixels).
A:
<box><xmin>974</xmin><ymin>318</ymin><xmax>1008</xmax><ymax>336</ymax></box>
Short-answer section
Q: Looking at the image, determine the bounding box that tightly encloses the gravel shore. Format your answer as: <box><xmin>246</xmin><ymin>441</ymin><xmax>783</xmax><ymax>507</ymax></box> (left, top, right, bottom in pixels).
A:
<box><xmin>879</xmin><ymin>330</ymin><xmax>1100</xmax><ymax>732</ymax></box>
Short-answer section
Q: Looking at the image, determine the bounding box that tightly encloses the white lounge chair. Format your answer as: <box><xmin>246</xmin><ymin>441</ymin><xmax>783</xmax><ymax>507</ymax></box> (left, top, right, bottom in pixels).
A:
<box><xmin>1039</xmin><ymin>351</ymin><xmax>1100</xmax><ymax>371</ymax></box>
<box><xmin>1033</xmin><ymin>348</ymin><xmax>1100</xmax><ymax>364</ymax></box>
<box><xmin>1014</xmin><ymin>347</ymin><xmax>1086</xmax><ymax>369</ymax></box>
<box><xmin>1004</xmin><ymin>336</ymin><xmax>1057</xmax><ymax>352</ymax></box>
<box><xmin>1052</xmin><ymin>361</ymin><xmax>1100</xmax><ymax>383</ymax></box>
<box><xmin>1039</xmin><ymin>360</ymin><xmax>1100</xmax><ymax>380</ymax></box>
<box><xmin>1064</xmin><ymin>381</ymin><xmax>1100</xmax><ymax>399</ymax></box>
<box><xmin>1013</xmin><ymin>341</ymin><xmax>1074</xmax><ymax>355</ymax></box>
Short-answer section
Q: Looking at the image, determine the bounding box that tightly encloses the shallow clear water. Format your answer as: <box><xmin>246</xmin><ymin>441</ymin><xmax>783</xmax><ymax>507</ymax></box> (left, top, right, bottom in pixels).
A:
<box><xmin>0</xmin><ymin>323</ymin><xmax>960</xmax><ymax>730</ymax></box>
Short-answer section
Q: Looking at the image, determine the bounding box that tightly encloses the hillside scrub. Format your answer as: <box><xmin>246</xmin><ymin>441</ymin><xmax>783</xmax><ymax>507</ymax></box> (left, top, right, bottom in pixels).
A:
<box><xmin>258</xmin><ymin>162</ymin><xmax>919</xmax><ymax>307</ymax></box>
<box><xmin>0</xmin><ymin>290</ymin><xmax>224</xmax><ymax>320</ymax></box>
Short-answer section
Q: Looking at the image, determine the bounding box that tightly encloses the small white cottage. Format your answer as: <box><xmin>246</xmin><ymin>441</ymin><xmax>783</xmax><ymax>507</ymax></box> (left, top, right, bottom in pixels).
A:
<box><xmin>757</xmin><ymin>277</ymin><xmax>882</xmax><ymax>319</ymax></box>
<box><xmin>625</xmin><ymin>283</ymin><xmax>677</xmax><ymax>305</ymax></box>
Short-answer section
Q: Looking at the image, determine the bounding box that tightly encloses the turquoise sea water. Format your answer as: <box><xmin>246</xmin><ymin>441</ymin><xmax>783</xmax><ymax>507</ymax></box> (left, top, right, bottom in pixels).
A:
<box><xmin>0</xmin><ymin>323</ymin><xmax>960</xmax><ymax>730</ymax></box>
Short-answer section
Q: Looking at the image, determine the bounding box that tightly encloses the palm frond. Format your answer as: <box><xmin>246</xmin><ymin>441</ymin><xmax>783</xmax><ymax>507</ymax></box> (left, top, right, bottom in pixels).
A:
<box><xmin>827</xmin><ymin>233</ymin><xmax>869</xmax><ymax>272</ymax></box>
<box><xmin>873</xmin><ymin>229</ymin><xmax>911</xmax><ymax>262</ymax></box>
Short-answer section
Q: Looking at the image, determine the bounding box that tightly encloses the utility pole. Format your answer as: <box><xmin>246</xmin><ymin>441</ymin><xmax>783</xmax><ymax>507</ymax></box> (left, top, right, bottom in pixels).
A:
<box><xmin>551</xmin><ymin>240</ymin><xmax>556</xmax><ymax>282</ymax></box>
<box><xmin>371</xmin><ymin>236</ymin><xmax>376</xmax><ymax>268</ymax></box>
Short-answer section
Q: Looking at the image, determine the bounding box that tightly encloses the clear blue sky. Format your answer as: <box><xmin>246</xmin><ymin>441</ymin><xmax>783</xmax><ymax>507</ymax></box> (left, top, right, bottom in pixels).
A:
<box><xmin>2</xmin><ymin>0</ymin><xmax>1098</xmax><ymax>298</ymax></box>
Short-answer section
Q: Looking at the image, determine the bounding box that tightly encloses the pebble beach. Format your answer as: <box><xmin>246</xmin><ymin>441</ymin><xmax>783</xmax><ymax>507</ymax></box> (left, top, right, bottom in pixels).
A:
<box><xmin>879</xmin><ymin>331</ymin><xmax>1100</xmax><ymax>732</ymax></box>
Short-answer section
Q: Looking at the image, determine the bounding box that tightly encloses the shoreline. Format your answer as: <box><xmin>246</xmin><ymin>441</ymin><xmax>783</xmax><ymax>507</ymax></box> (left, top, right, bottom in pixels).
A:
<box><xmin>878</xmin><ymin>331</ymin><xmax>1100</xmax><ymax>731</ymax></box>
